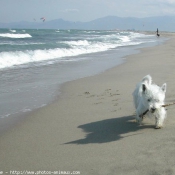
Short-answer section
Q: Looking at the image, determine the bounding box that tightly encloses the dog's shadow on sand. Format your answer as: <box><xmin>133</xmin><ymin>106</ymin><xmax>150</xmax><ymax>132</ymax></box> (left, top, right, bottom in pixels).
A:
<box><xmin>65</xmin><ymin>115</ymin><xmax>154</xmax><ymax>144</ymax></box>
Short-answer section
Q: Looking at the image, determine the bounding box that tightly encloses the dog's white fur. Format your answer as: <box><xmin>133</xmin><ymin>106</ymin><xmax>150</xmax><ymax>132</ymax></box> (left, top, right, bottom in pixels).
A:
<box><xmin>133</xmin><ymin>75</ymin><xmax>167</xmax><ymax>129</ymax></box>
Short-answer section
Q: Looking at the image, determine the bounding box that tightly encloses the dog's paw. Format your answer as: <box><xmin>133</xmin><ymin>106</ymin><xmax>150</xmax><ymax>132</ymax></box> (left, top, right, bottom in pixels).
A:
<box><xmin>155</xmin><ymin>125</ymin><xmax>162</xmax><ymax>129</ymax></box>
<box><xmin>135</xmin><ymin>117</ymin><xmax>143</xmax><ymax>125</ymax></box>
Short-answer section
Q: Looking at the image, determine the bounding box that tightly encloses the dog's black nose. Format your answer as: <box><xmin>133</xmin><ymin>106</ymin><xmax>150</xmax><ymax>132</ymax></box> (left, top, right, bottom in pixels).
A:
<box><xmin>151</xmin><ymin>108</ymin><xmax>156</xmax><ymax>113</ymax></box>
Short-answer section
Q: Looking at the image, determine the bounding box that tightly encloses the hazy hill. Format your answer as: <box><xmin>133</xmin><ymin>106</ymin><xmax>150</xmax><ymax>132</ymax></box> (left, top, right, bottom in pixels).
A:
<box><xmin>1</xmin><ymin>16</ymin><xmax>175</xmax><ymax>31</ymax></box>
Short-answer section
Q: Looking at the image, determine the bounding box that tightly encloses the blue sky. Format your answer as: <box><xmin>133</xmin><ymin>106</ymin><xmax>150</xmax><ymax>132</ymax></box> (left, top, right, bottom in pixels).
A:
<box><xmin>1</xmin><ymin>0</ymin><xmax>175</xmax><ymax>23</ymax></box>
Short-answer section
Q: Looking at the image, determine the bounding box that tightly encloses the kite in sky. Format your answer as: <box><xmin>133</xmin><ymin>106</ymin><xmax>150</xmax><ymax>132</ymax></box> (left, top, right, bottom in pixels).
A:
<box><xmin>40</xmin><ymin>17</ymin><xmax>46</xmax><ymax>22</ymax></box>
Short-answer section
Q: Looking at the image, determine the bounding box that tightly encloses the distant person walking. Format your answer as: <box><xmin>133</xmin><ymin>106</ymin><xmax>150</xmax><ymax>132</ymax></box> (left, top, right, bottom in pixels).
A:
<box><xmin>156</xmin><ymin>28</ymin><xmax>160</xmax><ymax>37</ymax></box>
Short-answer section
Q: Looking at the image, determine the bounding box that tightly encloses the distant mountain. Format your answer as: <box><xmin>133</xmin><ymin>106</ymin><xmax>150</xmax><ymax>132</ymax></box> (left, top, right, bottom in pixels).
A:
<box><xmin>1</xmin><ymin>16</ymin><xmax>175</xmax><ymax>31</ymax></box>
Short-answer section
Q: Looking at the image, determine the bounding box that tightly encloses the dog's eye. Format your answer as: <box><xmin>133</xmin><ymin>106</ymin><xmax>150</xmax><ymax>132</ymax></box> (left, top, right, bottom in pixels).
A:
<box><xmin>148</xmin><ymin>99</ymin><xmax>151</xmax><ymax>102</ymax></box>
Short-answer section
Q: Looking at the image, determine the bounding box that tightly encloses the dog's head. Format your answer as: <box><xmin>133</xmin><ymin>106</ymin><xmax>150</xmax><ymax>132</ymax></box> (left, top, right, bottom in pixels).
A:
<box><xmin>142</xmin><ymin>82</ymin><xmax>166</xmax><ymax>113</ymax></box>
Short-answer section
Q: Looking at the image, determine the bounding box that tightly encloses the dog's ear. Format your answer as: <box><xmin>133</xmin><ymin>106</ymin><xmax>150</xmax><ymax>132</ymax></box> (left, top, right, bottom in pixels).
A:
<box><xmin>161</xmin><ymin>83</ymin><xmax>166</xmax><ymax>93</ymax></box>
<box><xmin>142</xmin><ymin>83</ymin><xmax>147</xmax><ymax>92</ymax></box>
<box><xmin>142</xmin><ymin>75</ymin><xmax>152</xmax><ymax>85</ymax></box>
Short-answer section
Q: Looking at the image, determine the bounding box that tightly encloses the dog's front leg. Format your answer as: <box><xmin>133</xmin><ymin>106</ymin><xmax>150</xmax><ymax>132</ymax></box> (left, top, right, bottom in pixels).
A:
<box><xmin>135</xmin><ymin>109</ymin><xmax>143</xmax><ymax>124</ymax></box>
<box><xmin>155</xmin><ymin>108</ymin><xmax>166</xmax><ymax>129</ymax></box>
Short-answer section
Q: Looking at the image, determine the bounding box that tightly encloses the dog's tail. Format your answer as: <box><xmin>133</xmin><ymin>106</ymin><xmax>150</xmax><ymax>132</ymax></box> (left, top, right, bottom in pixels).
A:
<box><xmin>142</xmin><ymin>75</ymin><xmax>152</xmax><ymax>85</ymax></box>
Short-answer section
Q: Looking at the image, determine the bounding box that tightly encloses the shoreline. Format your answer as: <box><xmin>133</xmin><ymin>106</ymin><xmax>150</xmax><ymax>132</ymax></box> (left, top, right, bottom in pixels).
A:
<box><xmin>1</xmin><ymin>33</ymin><xmax>175</xmax><ymax>174</ymax></box>
<box><xmin>0</xmin><ymin>32</ymin><xmax>164</xmax><ymax>133</ymax></box>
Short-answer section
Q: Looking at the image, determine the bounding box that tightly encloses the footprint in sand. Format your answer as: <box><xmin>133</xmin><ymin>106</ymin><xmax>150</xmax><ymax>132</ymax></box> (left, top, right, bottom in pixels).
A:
<box><xmin>84</xmin><ymin>92</ymin><xmax>96</xmax><ymax>98</ymax></box>
<box><xmin>105</xmin><ymin>89</ymin><xmax>111</xmax><ymax>91</ymax></box>
<box><xmin>94</xmin><ymin>102</ymin><xmax>103</xmax><ymax>105</ymax></box>
<box><xmin>86</xmin><ymin>95</ymin><xmax>96</xmax><ymax>98</ymax></box>
<box><xmin>84</xmin><ymin>91</ymin><xmax>90</xmax><ymax>95</ymax></box>
<box><xmin>112</xmin><ymin>99</ymin><xmax>118</xmax><ymax>101</ymax></box>
<box><xmin>114</xmin><ymin>103</ymin><xmax>118</xmax><ymax>106</ymax></box>
<box><xmin>111</xmin><ymin>110</ymin><xmax>118</xmax><ymax>112</ymax></box>
<box><xmin>110</xmin><ymin>93</ymin><xmax>120</xmax><ymax>97</ymax></box>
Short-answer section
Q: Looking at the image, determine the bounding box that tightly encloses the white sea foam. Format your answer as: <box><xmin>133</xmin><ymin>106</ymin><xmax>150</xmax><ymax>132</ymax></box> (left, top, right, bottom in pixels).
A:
<box><xmin>0</xmin><ymin>42</ymin><xmax>118</xmax><ymax>69</ymax></box>
<box><xmin>118</xmin><ymin>36</ymin><xmax>131</xmax><ymax>42</ymax></box>
<box><xmin>9</xmin><ymin>30</ymin><xmax>16</xmax><ymax>33</ymax></box>
<box><xmin>62</xmin><ymin>40</ymin><xmax>90</xmax><ymax>46</ymax></box>
<box><xmin>0</xmin><ymin>41</ymin><xmax>44</xmax><ymax>46</ymax></box>
<box><xmin>0</xmin><ymin>33</ymin><xmax>32</xmax><ymax>38</ymax></box>
<box><xmin>0</xmin><ymin>49</ymin><xmax>96</xmax><ymax>69</ymax></box>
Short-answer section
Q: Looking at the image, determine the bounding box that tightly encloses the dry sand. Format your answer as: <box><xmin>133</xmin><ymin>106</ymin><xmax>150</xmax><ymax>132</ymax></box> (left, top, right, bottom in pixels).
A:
<box><xmin>1</xmin><ymin>33</ymin><xmax>175</xmax><ymax>175</ymax></box>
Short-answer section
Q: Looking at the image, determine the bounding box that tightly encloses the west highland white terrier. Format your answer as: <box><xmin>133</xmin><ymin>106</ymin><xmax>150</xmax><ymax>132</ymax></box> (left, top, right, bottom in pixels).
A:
<box><xmin>132</xmin><ymin>75</ymin><xmax>167</xmax><ymax>129</ymax></box>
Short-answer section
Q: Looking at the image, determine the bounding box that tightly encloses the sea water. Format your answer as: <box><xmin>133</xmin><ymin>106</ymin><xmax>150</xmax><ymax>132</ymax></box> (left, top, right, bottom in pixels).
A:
<box><xmin>0</xmin><ymin>29</ymin><xmax>164</xmax><ymax>120</ymax></box>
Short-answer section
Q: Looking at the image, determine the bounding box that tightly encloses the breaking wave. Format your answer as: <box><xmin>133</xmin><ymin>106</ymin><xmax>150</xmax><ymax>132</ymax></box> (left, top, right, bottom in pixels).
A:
<box><xmin>0</xmin><ymin>33</ymin><xmax>32</xmax><ymax>38</ymax></box>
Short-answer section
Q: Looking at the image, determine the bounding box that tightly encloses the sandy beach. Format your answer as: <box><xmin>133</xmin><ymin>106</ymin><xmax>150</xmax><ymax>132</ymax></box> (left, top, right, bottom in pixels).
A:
<box><xmin>1</xmin><ymin>33</ymin><xmax>175</xmax><ymax>175</ymax></box>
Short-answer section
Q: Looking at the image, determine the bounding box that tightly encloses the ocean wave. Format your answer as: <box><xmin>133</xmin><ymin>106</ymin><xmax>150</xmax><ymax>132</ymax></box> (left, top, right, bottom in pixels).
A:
<box><xmin>0</xmin><ymin>46</ymin><xmax>109</xmax><ymax>69</ymax></box>
<box><xmin>0</xmin><ymin>33</ymin><xmax>32</xmax><ymax>38</ymax></box>
<box><xmin>60</xmin><ymin>35</ymin><xmax>131</xmax><ymax>48</ymax></box>
<box><xmin>9</xmin><ymin>30</ymin><xmax>16</xmax><ymax>33</ymax></box>
<box><xmin>0</xmin><ymin>38</ymin><xmax>143</xmax><ymax>69</ymax></box>
<box><xmin>61</xmin><ymin>40</ymin><xmax>90</xmax><ymax>46</ymax></box>
<box><xmin>0</xmin><ymin>41</ymin><xmax>44</xmax><ymax>46</ymax></box>
<box><xmin>0</xmin><ymin>30</ymin><xmax>156</xmax><ymax>70</ymax></box>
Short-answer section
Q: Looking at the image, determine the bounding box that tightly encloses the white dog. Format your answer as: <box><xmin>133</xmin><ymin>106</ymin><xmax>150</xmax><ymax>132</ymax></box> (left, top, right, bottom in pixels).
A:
<box><xmin>132</xmin><ymin>75</ymin><xmax>167</xmax><ymax>129</ymax></box>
